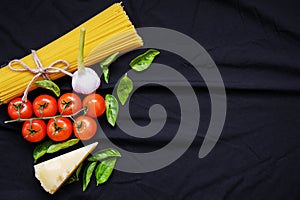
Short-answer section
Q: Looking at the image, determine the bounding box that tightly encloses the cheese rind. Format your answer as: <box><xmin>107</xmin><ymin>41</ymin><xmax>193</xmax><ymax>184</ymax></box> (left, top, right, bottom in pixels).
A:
<box><xmin>34</xmin><ymin>142</ymin><xmax>98</xmax><ymax>194</ymax></box>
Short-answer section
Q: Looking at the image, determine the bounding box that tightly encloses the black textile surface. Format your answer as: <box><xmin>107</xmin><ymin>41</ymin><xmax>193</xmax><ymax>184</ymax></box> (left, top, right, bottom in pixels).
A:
<box><xmin>1</xmin><ymin>0</ymin><xmax>300</xmax><ymax>199</ymax></box>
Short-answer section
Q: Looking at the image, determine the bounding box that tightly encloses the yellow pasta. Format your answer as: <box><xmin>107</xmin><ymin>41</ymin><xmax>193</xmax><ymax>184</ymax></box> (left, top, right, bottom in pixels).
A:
<box><xmin>0</xmin><ymin>3</ymin><xmax>143</xmax><ymax>104</ymax></box>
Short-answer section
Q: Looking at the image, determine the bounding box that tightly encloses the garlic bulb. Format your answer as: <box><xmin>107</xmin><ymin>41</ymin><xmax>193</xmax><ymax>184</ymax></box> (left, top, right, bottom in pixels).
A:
<box><xmin>72</xmin><ymin>68</ymin><xmax>100</xmax><ymax>94</ymax></box>
<box><xmin>72</xmin><ymin>28</ymin><xmax>100</xmax><ymax>94</ymax></box>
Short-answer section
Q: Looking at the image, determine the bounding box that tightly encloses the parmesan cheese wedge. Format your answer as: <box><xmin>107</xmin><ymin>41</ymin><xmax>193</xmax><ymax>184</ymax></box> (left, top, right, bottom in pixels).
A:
<box><xmin>34</xmin><ymin>142</ymin><xmax>98</xmax><ymax>194</ymax></box>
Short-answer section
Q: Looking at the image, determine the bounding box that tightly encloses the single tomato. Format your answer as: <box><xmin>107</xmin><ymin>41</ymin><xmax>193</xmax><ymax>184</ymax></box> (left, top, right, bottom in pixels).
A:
<box><xmin>58</xmin><ymin>93</ymin><xmax>82</xmax><ymax>115</ymax></box>
<box><xmin>47</xmin><ymin>117</ymin><xmax>73</xmax><ymax>142</ymax></box>
<box><xmin>7</xmin><ymin>98</ymin><xmax>33</xmax><ymax>119</ymax></box>
<box><xmin>73</xmin><ymin>116</ymin><xmax>97</xmax><ymax>140</ymax></box>
<box><xmin>33</xmin><ymin>94</ymin><xmax>57</xmax><ymax>117</ymax></box>
<box><xmin>22</xmin><ymin>120</ymin><xmax>46</xmax><ymax>142</ymax></box>
<box><xmin>83</xmin><ymin>93</ymin><xmax>105</xmax><ymax>118</ymax></box>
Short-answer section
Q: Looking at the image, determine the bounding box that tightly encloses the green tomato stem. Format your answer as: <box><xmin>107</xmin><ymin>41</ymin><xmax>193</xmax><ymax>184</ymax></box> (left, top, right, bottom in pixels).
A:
<box><xmin>78</xmin><ymin>28</ymin><xmax>86</xmax><ymax>71</ymax></box>
<box><xmin>4</xmin><ymin>107</ymin><xmax>87</xmax><ymax>124</ymax></box>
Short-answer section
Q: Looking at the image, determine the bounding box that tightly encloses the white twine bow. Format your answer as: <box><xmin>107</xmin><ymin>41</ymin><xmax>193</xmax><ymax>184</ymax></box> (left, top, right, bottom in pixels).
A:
<box><xmin>8</xmin><ymin>50</ymin><xmax>73</xmax><ymax>102</ymax></box>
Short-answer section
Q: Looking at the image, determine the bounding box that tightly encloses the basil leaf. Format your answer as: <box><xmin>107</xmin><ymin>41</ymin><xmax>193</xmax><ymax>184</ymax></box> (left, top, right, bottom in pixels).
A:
<box><xmin>129</xmin><ymin>49</ymin><xmax>160</xmax><ymax>72</ymax></box>
<box><xmin>65</xmin><ymin>175</ymin><xmax>78</xmax><ymax>185</ymax></box>
<box><xmin>100</xmin><ymin>52</ymin><xmax>119</xmax><ymax>68</ymax></box>
<box><xmin>88</xmin><ymin>148</ymin><xmax>121</xmax><ymax>162</ymax></box>
<box><xmin>117</xmin><ymin>73</ymin><xmax>133</xmax><ymax>105</ymax></box>
<box><xmin>47</xmin><ymin>139</ymin><xmax>79</xmax><ymax>154</ymax></box>
<box><xmin>103</xmin><ymin>67</ymin><xmax>109</xmax><ymax>84</ymax></box>
<box><xmin>83</xmin><ymin>161</ymin><xmax>97</xmax><ymax>191</ymax></box>
<box><xmin>105</xmin><ymin>94</ymin><xmax>119</xmax><ymax>126</ymax></box>
<box><xmin>34</xmin><ymin>80</ymin><xmax>60</xmax><ymax>97</ymax></box>
<box><xmin>95</xmin><ymin>158</ymin><xmax>117</xmax><ymax>186</ymax></box>
<box><xmin>33</xmin><ymin>140</ymin><xmax>55</xmax><ymax>163</ymax></box>
<box><xmin>100</xmin><ymin>52</ymin><xmax>119</xmax><ymax>84</ymax></box>
<box><xmin>76</xmin><ymin>163</ymin><xmax>83</xmax><ymax>177</ymax></box>
<box><xmin>65</xmin><ymin>163</ymin><xmax>83</xmax><ymax>185</ymax></box>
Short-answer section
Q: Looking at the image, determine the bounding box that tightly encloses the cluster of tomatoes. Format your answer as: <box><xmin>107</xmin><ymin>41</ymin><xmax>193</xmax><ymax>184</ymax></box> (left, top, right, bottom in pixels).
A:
<box><xmin>7</xmin><ymin>93</ymin><xmax>106</xmax><ymax>143</ymax></box>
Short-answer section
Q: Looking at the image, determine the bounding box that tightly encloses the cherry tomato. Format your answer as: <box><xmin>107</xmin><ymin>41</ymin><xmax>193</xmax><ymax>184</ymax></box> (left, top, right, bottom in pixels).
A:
<box><xmin>47</xmin><ymin>117</ymin><xmax>73</xmax><ymax>142</ymax></box>
<box><xmin>7</xmin><ymin>98</ymin><xmax>33</xmax><ymax>120</ymax></box>
<box><xmin>58</xmin><ymin>93</ymin><xmax>82</xmax><ymax>115</ymax></box>
<box><xmin>73</xmin><ymin>116</ymin><xmax>97</xmax><ymax>140</ymax></box>
<box><xmin>33</xmin><ymin>94</ymin><xmax>57</xmax><ymax>117</ymax></box>
<box><xmin>83</xmin><ymin>93</ymin><xmax>105</xmax><ymax>118</ymax></box>
<box><xmin>22</xmin><ymin>120</ymin><xmax>46</xmax><ymax>142</ymax></box>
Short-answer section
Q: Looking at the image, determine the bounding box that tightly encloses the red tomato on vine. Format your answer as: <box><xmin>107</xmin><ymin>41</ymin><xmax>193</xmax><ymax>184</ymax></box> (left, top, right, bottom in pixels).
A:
<box><xmin>83</xmin><ymin>93</ymin><xmax>105</xmax><ymax>118</ymax></box>
<box><xmin>22</xmin><ymin>120</ymin><xmax>46</xmax><ymax>142</ymax></box>
<box><xmin>33</xmin><ymin>95</ymin><xmax>57</xmax><ymax>117</ymax></box>
<box><xmin>47</xmin><ymin>117</ymin><xmax>73</xmax><ymax>142</ymax></box>
<box><xmin>58</xmin><ymin>93</ymin><xmax>82</xmax><ymax>115</ymax></box>
<box><xmin>73</xmin><ymin>116</ymin><xmax>97</xmax><ymax>140</ymax></box>
<box><xmin>8</xmin><ymin>98</ymin><xmax>33</xmax><ymax>119</ymax></box>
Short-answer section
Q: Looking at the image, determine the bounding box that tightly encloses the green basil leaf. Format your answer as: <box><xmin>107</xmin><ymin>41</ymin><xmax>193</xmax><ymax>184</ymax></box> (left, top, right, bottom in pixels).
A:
<box><xmin>65</xmin><ymin>175</ymin><xmax>78</xmax><ymax>185</ymax></box>
<box><xmin>100</xmin><ymin>52</ymin><xmax>119</xmax><ymax>68</ymax></box>
<box><xmin>88</xmin><ymin>148</ymin><xmax>121</xmax><ymax>162</ymax></box>
<box><xmin>105</xmin><ymin>94</ymin><xmax>119</xmax><ymax>126</ymax></box>
<box><xmin>83</xmin><ymin>161</ymin><xmax>97</xmax><ymax>191</ymax></box>
<box><xmin>100</xmin><ymin>52</ymin><xmax>119</xmax><ymax>84</ymax></box>
<box><xmin>117</xmin><ymin>73</ymin><xmax>133</xmax><ymax>105</ymax></box>
<box><xmin>76</xmin><ymin>163</ymin><xmax>83</xmax><ymax>177</ymax></box>
<box><xmin>129</xmin><ymin>49</ymin><xmax>160</xmax><ymax>72</ymax></box>
<box><xmin>103</xmin><ymin>67</ymin><xmax>109</xmax><ymax>84</ymax></box>
<box><xmin>65</xmin><ymin>163</ymin><xmax>83</xmax><ymax>185</ymax></box>
<box><xmin>34</xmin><ymin>80</ymin><xmax>60</xmax><ymax>97</ymax></box>
<box><xmin>33</xmin><ymin>140</ymin><xmax>55</xmax><ymax>163</ymax></box>
<box><xmin>95</xmin><ymin>158</ymin><xmax>117</xmax><ymax>186</ymax></box>
<box><xmin>46</xmin><ymin>139</ymin><xmax>79</xmax><ymax>154</ymax></box>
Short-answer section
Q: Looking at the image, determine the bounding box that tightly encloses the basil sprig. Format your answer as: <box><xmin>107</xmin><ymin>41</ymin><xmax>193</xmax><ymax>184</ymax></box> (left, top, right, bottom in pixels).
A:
<box><xmin>129</xmin><ymin>49</ymin><xmax>160</xmax><ymax>72</ymax></box>
<box><xmin>33</xmin><ymin>141</ymin><xmax>55</xmax><ymax>163</ymax></box>
<box><xmin>34</xmin><ymin>80</ymin><xmax>60</xmax><ymax>97</ymax></box>
<box><xmin>99</xmin><ymin>52</ymin><xmax>119</xmax><ymax>84</ymax></box>
<box><xmin>88</xmin><ymin>148</ymin><xmax>121</xmax><ymax>162</ymax></box>
<box><xmin>81</xmin><ymin>148</ymin><xmax>121</xmax><ymax>191</ymax></box>
<box><xmin>33</xmin><ymin>139</ymin><xmax>79</xmax><ymax>163</ymax></box>
<box><xmin>65</xmin><ymin>163</ymin><xmax>83</xmax><ymax>185</ymax></box>
<box><xmin>105</xmin><ymin>94</ymin><xmax>119</xmax><ymax>127</ymax></box>
<box><xmin>83</xmin><ymin>161</ymin><xmax>97</xmax><ymax>191</ymax></box>
<box><xmin>46</xmin><ymin>139</ymin><xmax>79</xmax><ymax>153</ymax></box>
<box><xmin>95</xmin><ymin>158</ymin><xmax>117</xmax><ymax>186</ymax></box>
<box><xmin>117</xmin><ymin>73</ymin><xmax>133</xmax><ymax>105</ymax></box>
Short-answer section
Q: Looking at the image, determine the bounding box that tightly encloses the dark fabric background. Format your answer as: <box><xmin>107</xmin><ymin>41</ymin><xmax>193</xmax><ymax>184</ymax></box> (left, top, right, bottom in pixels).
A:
<box><xmin>1</xmin><ymin>0</ymin><xmax>300</xmax><ymax>199</ymax></box>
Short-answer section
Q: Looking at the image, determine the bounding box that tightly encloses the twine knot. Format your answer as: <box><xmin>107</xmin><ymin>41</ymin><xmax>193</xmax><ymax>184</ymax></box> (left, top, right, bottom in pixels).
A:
<box><xmin>8</xmin><ymin>50</ymin><xmax>73</xmax><ymax>102</ymax></box>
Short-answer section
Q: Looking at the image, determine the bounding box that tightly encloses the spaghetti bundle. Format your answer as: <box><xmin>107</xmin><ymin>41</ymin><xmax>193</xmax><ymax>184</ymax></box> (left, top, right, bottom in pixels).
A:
<box><xmin>0</xmin><ymin>3</ymin><xmax>143</xmax><ymax>104</ymax></box>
